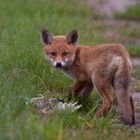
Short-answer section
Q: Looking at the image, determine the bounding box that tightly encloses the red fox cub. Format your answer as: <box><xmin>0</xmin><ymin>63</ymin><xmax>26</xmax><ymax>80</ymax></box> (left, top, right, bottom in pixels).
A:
<box><xmin>41</xmin><ymin>29</ymin><xmax>135</xmax><ymax>125</ymax></box>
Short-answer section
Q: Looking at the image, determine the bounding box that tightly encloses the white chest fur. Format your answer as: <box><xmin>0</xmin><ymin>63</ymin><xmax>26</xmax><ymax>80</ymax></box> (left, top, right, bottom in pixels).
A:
<box><xmin>62</xmin><ymin>69</ymin><xmax>76</xmax><ymax>80</ymax></box>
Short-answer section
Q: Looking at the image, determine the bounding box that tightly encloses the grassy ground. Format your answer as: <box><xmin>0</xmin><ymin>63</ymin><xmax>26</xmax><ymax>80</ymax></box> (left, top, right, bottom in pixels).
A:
<box><xmin>0</xmin><ymin>0</ymin><xmax>140</xmax><ymax>140</ymax></box>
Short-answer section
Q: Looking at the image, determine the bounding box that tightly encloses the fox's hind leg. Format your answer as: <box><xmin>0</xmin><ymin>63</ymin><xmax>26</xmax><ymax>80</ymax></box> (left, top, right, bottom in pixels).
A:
<box><xmin>113</xmin><ymin>71</ymin><xmax>135</xmax><ymax>125</ymax></box>
<box><xmin>93</xmin><ymin>80</ymin><xmax>113</xmax><ymax>117</ymax></box>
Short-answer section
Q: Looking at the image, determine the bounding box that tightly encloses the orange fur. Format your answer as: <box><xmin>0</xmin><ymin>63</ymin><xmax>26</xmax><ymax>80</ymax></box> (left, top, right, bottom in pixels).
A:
<box><xmin>41</xmin><ymin>29</ymin><xmax>135</xmax><ymax>125</ymax></box>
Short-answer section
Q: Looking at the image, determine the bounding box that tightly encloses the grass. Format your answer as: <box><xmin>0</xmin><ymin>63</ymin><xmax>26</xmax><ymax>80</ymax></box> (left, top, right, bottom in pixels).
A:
<box><xmin>127</xmin><ymin>47</ymin><xmax>140</xmax><ymax>57</ymax></box>
<box><xmin>133</xmin><ymin>66</ymin><xmax>140</xmax><ymax>79</ymax></box>
<box><xmin>115</xmin><ymin>3</ymin><xmax>140</xmax><ymax>21</ymax></box>
<box><xmin>0</xmin><ymin>0</ymin><xmax>140</xmax><ymax>140</ymax></box>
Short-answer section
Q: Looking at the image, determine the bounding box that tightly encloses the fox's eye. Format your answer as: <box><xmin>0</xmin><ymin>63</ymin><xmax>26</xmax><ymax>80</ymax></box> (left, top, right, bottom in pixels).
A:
<box><xmin>50</xmin><ymin>51</ymin><xmax>56</xmax><ymax>56</ymax></box>
<box><xmin>63</xmin><ymin>52</ymin><xmax>69</xmax><ymax>56</ymax></box>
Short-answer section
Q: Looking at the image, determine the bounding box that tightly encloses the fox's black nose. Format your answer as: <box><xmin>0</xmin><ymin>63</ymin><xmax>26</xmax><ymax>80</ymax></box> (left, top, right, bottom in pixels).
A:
<box><xmin>56</xmin><ymin>62</ymin><xmax>62</xmax><ymax>68</ymax></box>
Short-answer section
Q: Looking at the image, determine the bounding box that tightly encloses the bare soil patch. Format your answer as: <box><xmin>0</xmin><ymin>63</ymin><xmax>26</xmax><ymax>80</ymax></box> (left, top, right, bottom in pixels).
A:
<box><xmin>89</xmin><ymin>0</ymin><xmax>137</xmax><ymax>18</ymax></box>
<box><xmin>88</xmin><ymin>0</ymin><xmax>140</xmax><ymax>48</ymax></box>
<box><xmin>131</xmin><ymin>58</ymin><xmax>140</xmax><ymax>66</ymax></box>
<box><xmin>132</xmin><ymin>92</ymin><xmax>140</xmax><ymax>127</ymax></box>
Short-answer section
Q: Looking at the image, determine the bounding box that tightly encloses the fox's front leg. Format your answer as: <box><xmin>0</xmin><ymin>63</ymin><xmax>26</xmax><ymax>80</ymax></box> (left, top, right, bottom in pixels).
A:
<box><xmin>67</xmin><ymin>80</ymin><xmax>86</xmax><ymax>99</ymax></box>
<box><xmin>79</xmin><ymin>82</ymin><xmax>93</xmax><ymax>98</ymax></box>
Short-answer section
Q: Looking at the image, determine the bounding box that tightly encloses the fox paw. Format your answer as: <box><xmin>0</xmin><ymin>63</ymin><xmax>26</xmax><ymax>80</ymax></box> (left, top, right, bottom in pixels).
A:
<box><xmin>95</xmin><ymin>110</ymin><xmax>105</xmax><ymax>118</ymax></box>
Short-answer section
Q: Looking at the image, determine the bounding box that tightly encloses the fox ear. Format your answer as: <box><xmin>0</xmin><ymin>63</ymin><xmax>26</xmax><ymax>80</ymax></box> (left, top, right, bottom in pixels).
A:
<box><xmin>41</xmin><ymin>29</ymin><xmax>53</xmax><ymax>45</ymax></box>
<box><xmin>66</xmin><ymin>30</ymin><xmax>78</xmax><ymax>44</ymax></box>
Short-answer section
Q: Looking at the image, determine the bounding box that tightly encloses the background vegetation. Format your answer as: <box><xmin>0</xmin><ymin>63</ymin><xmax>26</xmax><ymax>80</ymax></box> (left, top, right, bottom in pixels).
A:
<box><xmin>0</xmin><ymin>0</ymin><xmax>140</xmax><ymax>139</ymax></box>
<box><xmin>116</xmin><ymin>3</ymin><xmax>140</xmax><ymax>20</ymax></box>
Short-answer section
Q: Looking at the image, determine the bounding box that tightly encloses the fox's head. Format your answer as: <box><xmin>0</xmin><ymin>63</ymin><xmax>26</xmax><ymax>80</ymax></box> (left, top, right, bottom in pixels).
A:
<box><xmin>41</xmin><ymin>29</ymin><xmax>78</xmax><ymax>68</ymax></box>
